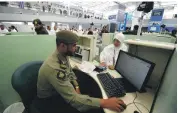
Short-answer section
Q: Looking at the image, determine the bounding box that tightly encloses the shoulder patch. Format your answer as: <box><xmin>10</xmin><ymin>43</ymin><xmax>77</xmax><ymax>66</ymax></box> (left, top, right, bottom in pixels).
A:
<box><xmin>60</xmin><ymin>64</ymin><xmax>67</xmax><ymax>70</ymax></box>
<box><xmin>57</xmin><ymin>71</ymin><xmax>66</xmax><ymax>80</ymax></box>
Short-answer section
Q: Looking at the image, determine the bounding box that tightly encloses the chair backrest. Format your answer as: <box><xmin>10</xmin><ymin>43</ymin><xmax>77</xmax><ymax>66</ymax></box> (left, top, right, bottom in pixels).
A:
<box><xmin>11</xmin><ymin>61</ymin><xmax>43</xmax><ymax>111</ymax></box>
<box><xmin>72</xmin><ymin>69</ymin><xmax>102</xmax><ymax>98</ymax></box>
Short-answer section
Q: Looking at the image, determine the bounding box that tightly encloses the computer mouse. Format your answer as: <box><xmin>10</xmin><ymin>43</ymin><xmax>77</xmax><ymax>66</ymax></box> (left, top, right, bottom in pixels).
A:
<box><xmin>134</xmin><ymin>110</ymin><xmax>139</xmax><ymax>113</ymax></box>
<box><xmin>120</xmin><ymin>103</ymin><xmax>127</xmax><ymax>109</ymax></box>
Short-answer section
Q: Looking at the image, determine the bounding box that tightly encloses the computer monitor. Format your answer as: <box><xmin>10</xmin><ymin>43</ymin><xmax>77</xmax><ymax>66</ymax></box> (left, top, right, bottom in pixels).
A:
<box><xmin>115</xmin><ymin>50</ymin><xmax>155</xmax><ymax>91</ymax></box>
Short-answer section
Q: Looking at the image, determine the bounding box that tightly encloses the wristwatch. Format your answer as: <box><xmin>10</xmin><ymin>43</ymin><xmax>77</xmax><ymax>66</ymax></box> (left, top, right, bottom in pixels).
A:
<box><xmin>75</xmin><ymin>86</ymin><xmax>79</xmax><ymax>89</ymax></box>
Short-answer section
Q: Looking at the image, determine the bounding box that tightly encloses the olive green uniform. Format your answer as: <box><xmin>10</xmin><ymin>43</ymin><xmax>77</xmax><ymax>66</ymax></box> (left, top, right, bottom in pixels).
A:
<box><xmin>37</xmin><ymin>50</ymin><xmax>100</xmax><ymax>112</ymax></box>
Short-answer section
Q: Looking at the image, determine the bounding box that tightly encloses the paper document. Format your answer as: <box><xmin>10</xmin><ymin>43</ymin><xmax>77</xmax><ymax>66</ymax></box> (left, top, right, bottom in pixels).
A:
<box><xmin>78</xmin><ymin>61</ymin><xmax>96</xmax><ymax>73</ymax></box>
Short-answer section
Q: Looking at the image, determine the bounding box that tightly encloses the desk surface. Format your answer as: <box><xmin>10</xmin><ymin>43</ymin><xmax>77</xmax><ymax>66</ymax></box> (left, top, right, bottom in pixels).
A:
<box><xmin>69</xmin><ymin>59</ymin><xmax>154</xmax><ymax>113</ymax></box>
<box><xmin>124</xmin><ymin>39</ymin><xmax>176</xmax><ymax>50</ymax></box>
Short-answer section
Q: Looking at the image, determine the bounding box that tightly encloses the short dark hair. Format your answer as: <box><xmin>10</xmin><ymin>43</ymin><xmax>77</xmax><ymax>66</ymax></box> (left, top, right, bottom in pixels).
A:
<box><xmin>88</xmin><ymin>31</ymin><xmax>93</xmax><ymax>35</ymax></box>
<box><xmin>11</xmin><ymin>25</ymin><xmax>15</xmax><ymax>29</ymax></box>
<box><xmin>56</xmin><ymin>38</ymin><xmax>62</xmax><ymax>46</ymax></box>
<box><xmin>56</xmin><ymin>38</ymin><xmax>65</xmax><ymax>46</ymax></box>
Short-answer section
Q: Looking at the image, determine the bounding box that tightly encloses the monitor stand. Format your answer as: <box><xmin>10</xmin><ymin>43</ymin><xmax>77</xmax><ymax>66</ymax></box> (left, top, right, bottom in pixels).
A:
<box><xmin>115</xmin><ymin>78</ymin><xmax>147</xmax><ymax>93</ymax></box>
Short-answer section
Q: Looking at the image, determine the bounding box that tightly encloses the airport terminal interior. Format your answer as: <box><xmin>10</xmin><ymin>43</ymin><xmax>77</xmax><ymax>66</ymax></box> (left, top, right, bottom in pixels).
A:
<box><xmin>0</xmin><ymin>1</ymin><xmax>177</xmax><ymax>113</ymax></box>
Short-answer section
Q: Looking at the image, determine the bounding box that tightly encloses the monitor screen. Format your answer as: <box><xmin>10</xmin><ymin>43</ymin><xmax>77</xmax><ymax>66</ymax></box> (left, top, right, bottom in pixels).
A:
<box><xmin>115</xmin><ymin>51</ymin><xmax>155</xmax><ymax>91</ymax></box>
<box><xmin>152</xmin><ymin>11</ymin><xmax>163</xmax><ymax>16</ymax></box>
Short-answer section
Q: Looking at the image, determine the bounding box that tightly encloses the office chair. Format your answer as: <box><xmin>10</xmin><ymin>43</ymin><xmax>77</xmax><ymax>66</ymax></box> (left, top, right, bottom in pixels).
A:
<box><xmin>72</xmin><ymin>69</ymin><xmax>104</xmax><ymax>113</ymax></box>
<box><xmin>11</xmin><ymin>61</ymin><xmax>43</xmax><ymax>113</ymax></box>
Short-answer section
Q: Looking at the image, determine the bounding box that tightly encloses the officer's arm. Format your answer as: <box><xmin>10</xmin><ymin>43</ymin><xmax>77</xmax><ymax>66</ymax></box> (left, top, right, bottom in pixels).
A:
<box><xmin>69</xmin><ymin>72</ymin><xmax>79</xmax><ymax>87</ymax></box>
<box><xmin>47</xmin><ymin>69</ymin><xmax>101</xmax><ymax>112</ymax></box>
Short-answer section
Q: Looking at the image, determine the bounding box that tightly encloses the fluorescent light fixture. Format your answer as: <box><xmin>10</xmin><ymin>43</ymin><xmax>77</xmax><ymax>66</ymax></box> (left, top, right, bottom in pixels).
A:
<box><xmin>161</xmin><ymin>2</ymin><xmax>176</xmax><ymax>6</ymax></box>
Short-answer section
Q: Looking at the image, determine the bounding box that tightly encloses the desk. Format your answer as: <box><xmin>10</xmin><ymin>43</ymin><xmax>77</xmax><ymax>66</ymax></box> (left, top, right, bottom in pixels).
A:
<box><xmin>69</xmin><ymin>59</ymin><xmax>154</xmax><ymax>113</ymax></box>
<box><xmin>124</xmin><ymin>39</ymin><xmax>176</xmax><ymax>50</ymax></box>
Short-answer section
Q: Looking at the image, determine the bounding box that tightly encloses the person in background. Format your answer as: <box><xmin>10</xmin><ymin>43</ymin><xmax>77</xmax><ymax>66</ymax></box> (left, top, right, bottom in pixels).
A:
<box><xmin>123</xmin><ymin>25</ymin><xmax>139</xmax><ymax>35</ymax></box>
<box><xmin>101</xmin><ymin>26</ymin><xmax>109</xmax><ymax>33</ymax></box>
<box><xmin>172</xmin><ymin>28</ymin><xmax>177</xmax><ymax>38</ymax></box>
<box><xmin>47</xmin><ymin>25</ymin><xmax>56</xmax><ymax>35</ymax></box>
<box><xmin>83</xmin><ymin>29</ymin><xmax>88</xmax><ymax>34</ymax></box>
<box><xmin>87</xmin><ymin>28</ymin><xmax>93</xmax><ymax>35</ymax></box>
<box><xmin>100</xmin><ymin>26</ymin><xmax>109</xmax><ymax>36</ymax></box>
<box><xmin>54</xmin><ymin>26</ymin><xmax>57</xmax><ymax>32</ymax></box>
<box><xmin>10</xmin><ymin>25</ymin><xmax>18</xmax><ymax>32</ymax></box>
<box><xmin>33</xmin><ymin>30</ymin><xmax>126</xmax><ymax>113</ymax></box>
<box><xmin>78</xmin><ymin>29</ymin><xmax>84</xmax><ymax>35</ymax></box>
<box><xmin>7</xmin><ymin>27</ymin><xmax>11</xmax><ymax>32</ymax></box>
<box><xmin>33</xmin><ymin>19</ymin><xmax>48</xmax><ymax>35</ymax></box>
<box><xmin>93</xmin><ymin>28</ymin><xmax>98</xmax><ymax>35</ymax></box>
<box><xmin>100</xmin><ymin>33</ymin><xmax>128</xmax><ymax>70</ymax></box>
<box><xmin>49</xmin><ymin>25</ymin><xmax>58</xmax><ymax>35</ymax></box>
<box><xmin>47</xmin><ymin>26</ymin><xmax>53</xmax><ymax>35</ymax></box>
<box><xmin>47</xmin><ymin>26</ymin><xmax>51</xmax><ymax>32</ymax></box>
<box><xmin>72</xmin><ymin>29</ymin><xmax>78</xmax><ymax>34</ymax></box>
<box><xmin>0</xmin><ymin>25</ymin><xmax>9</xmax><ymax>34</ymax></box>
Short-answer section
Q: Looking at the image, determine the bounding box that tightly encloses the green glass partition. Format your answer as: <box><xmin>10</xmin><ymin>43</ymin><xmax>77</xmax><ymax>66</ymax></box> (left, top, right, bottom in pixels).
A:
<box><xmin>0</xmin><ymin>35</ymin><xmax>56</xmax><ymax>108</ymax></box>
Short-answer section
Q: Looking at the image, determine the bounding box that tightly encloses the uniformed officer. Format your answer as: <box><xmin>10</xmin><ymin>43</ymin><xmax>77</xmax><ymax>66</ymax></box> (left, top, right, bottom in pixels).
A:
<box><xmin>34</xmin><ymin>30</ymin><xmax>126</xmax><ymax>113</ymax></box>
<box><xmin>33</xmin><ymin>19</ymin><xmax>48</xmax><ymax>35</ymax></box>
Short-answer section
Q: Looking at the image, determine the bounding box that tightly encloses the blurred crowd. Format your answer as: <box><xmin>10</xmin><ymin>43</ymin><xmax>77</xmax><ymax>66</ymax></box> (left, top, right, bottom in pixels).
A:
<box><xmin>45</xmin><ymin>25</ymin><xmax>109</xmax><ymax>36</ymax></box>
<box><xmin>0</xmin><ymin>25</ymin><xmax>18</xmax><ymax>34</ymax></box>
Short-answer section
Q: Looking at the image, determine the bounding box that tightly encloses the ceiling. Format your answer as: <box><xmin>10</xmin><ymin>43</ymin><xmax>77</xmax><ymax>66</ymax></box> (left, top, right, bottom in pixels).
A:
<box><xmin>57</xmin><ymin>0</ymin><xmax>177</xmax><ymax>13</ymax></box>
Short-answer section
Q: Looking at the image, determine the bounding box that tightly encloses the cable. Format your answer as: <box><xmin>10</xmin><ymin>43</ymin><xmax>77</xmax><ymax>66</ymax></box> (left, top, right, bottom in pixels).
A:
<box><xmin>126</xmin><ymin>92</ymin><xmax>149</xmax><ymax>113</ymax></box>
<box><xmin>134</xmin><ymin>102</ymin><xmax>150</xmax><ymax>113</ymax></box>
<box><xmin>134</xmin><ymin>102</ymin><xmax>142</xmax><ymax>113</ymax></box>
<box><xmin>133</xmin><ymin>92</ymin><xmax>142</xmax><ymax>113</ymax></box>
<box><xmin>126</xmin><ymin>92</ymin><xmax>137</xmax><ymax>107</ymax></box>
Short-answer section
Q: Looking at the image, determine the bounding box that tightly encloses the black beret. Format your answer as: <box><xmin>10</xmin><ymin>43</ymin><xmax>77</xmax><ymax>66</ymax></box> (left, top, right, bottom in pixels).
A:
<box><xmin>33</xmin><ymin>19</ymin><xmax>42</xmax><ymax>25</ymax></box>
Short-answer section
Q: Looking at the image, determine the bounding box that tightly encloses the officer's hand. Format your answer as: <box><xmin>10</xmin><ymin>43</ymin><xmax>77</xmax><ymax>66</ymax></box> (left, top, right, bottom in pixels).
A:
<box><xmin>108</xmin><ymin>65</ymin><xmax>115</xmax><ymax>70</ymax></box>
<box><xmin>100</xmin><ymin>62</ymin><xmax>107</xmax><ymax>67</ymax></box>
<box><xmin>101</xmin><ymin>97</ymin><xmax>126</xmax><ymax>112</ymax></box>
<box><xmin>76</xmin><ymin>87</ymin><xmax>81</xmax><ymax>94</ymax></box>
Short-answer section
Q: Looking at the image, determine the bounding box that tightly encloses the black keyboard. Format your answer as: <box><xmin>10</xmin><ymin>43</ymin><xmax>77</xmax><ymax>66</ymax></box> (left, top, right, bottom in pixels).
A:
<box><xmin>97</xmin><ymin>73</ymin><xmax>126</xmax><ymax>97</ymax></box>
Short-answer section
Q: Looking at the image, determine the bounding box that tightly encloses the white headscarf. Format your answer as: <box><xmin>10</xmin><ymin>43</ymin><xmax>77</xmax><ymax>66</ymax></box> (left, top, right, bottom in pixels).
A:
<box><xmin>113</xmin><ymin>33</ymin><xmax>125</xmax><ymax>43</ymax></box>
<box><xmin>113</xmin><ymin>33</ymin><xmax>125</xmax><ymax>48</ymax></box>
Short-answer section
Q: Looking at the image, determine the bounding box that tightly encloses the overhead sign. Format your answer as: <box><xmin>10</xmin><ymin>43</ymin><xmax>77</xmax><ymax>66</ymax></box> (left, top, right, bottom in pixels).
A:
<box><xmin>148</xmin><ymin>9</ymin><xmax>164</xmax><ymax>32</ymax></box>
<box><xmin>127</xmin><ymin>13</ymin><xmax>132</xmax><ymax>21</ymax></box>
<box><xmin>118</xmin><ymin>13</ymin><xmax>128</xmax><ymax>31</ymax></box>
<box><xmin>117</xmin><ymin>10</ymin><xmax>125</xmax><ymax>22</ymax></box>
<box><xmin>108</xmin><ymin>15</ymin><xmax>117</xmax><ymax>20</ymax></box>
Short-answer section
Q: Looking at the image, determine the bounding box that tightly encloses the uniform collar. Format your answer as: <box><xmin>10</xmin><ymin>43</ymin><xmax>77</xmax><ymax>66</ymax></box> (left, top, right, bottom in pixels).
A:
<box><xmin>46</xmin><ymin>49</ymin><xmax>68</xmax><ymax>70</ymax></box>
<box><xmin>53</xmin><ymin>49</ymin><xmax>67</xmax><ymax>64</ymax></box>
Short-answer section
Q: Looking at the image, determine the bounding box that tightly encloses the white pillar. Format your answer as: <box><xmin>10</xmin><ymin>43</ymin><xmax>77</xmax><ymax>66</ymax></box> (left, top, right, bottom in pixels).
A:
<box><xmin>137</xmin><ymin>12</ymin><xmax>145</xmax><ymax>37</ymax></box>
<box><xmin>131</xmin><ymin>11</ymin><xmax>142</xmax><ymax>30</ymax></box>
